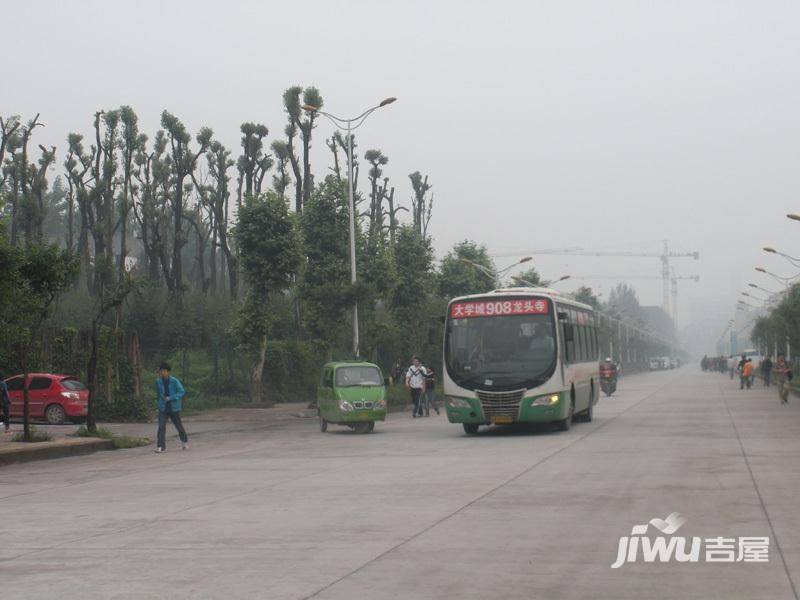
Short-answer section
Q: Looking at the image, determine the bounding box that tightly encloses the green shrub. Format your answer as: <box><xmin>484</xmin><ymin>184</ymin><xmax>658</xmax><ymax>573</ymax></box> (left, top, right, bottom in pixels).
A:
<box><xmin>387</xmin><ymin>383</ymin><xmax>411</xmax><ymax>410</ymax></box>
<box><xmin>73</xmin><ymin>425</ymin><xmax>114</xmax><ymax>439</ymax></box>
<box><xmin>95</xmin><ymin>393</ymin><xmax>151</xmax><ymax>422</ymax></box>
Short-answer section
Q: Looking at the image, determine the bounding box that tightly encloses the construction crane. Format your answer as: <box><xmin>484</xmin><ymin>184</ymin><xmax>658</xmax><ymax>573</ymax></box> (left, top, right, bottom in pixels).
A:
<box><xmin>493</xmin><ymin>241</ymin><xmax>700</xmax><ymax>317</ymax></box>
<box><xmin>570</xmin><ymin>272</ymin><xmax>700</xmax><ymax>329</ymax></box>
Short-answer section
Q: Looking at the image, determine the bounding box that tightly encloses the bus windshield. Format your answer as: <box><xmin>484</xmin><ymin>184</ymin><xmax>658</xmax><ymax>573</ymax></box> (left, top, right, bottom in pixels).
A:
<box><xmin>445</xmin><ymin>300</ymin><xmax>557</xmax><ymax>390</ymax></box>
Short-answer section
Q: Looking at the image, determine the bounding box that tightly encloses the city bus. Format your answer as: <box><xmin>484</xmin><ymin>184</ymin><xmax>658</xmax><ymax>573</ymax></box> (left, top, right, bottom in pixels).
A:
<box><xmin>443</xmin><ymin>287</ymin><xmax>600</xmax><ymax>434</ymax></box>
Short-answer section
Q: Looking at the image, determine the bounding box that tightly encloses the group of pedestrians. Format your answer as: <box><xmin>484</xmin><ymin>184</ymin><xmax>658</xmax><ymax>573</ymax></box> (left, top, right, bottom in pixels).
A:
<box><xmin>404</xmin><ymin>356</ymin><xmax>439</xmax><ymax>417</ymax></box>
<box><xmin>702</xmin><ymin>353</ymin><xmax>794</xmax><ymax>404</ymax></box>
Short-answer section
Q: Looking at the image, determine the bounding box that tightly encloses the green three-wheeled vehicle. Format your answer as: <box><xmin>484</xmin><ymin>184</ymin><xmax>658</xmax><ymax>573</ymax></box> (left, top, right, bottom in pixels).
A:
<box><xmin>317</xmin><ymin>361</ymin><xmax>388</xmax><ymax>434</ymax></box>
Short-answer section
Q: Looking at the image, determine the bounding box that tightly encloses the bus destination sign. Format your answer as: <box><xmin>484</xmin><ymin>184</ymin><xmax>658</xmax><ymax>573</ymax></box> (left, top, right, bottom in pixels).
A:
<box><xmin>450</xmin><ymin>298</ymin><xmax>549</xmax><ymax>318</ymax></box>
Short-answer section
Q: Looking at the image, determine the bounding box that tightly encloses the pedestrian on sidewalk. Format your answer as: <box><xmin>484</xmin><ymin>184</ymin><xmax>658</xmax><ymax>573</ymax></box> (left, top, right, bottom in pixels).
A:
<box><xmin>405</xmin><ymin>356</ymin><xmax>427</xmax><ymax>418</ymax></box>
<box><xmin>728</xmin><ymin>355</ymin><xmax>737</xmax><ymax>380</ymax></box>
<box><xmin>155</xmin><ymin>362</ymin><xmax>189</xmax><ymax>453</ymax></box>
<box><xmin>0</xmin><ymin>373</ymin><xmax>10</xmax><ymax>434</ymax></box>
<box><xmin>761</xmin><ymin>356</ymin><xmax>773</xmax><ymax>387</ymax></box>
<box><xmin>741</xmin><ymin>358</ymin><xmax>754</xmax><ymax>390</ymax></box>
<box><xmin>775</xmin><ymin>354</ymin><xmax>792</xmax><ymax>405</ymax></box>
<box><xmin>423</xmin><ymin>366</ymin><xmax>439</xmax><ymax>416</ymax></box>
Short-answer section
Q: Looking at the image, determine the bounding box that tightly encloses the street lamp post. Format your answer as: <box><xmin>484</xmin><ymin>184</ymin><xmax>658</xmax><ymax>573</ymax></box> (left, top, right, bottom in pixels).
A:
<box><xmin>755</xmin><ymin>266</ymin><xmax>799</xmax><ymax>287</ymax></box>
<box><xmin>303</xmin><ymin>97</ymin><xmax>396</xmax><ymax>358</ymax></box>
<box><xmin>763</xmin><ymin>246</ymin><xmax>800</xmax><ymax>268</ymax></box>
<box><xmin>460</xmin><ymin>256</ymin><xmax>532</xmax><ymax>284</ymax></box>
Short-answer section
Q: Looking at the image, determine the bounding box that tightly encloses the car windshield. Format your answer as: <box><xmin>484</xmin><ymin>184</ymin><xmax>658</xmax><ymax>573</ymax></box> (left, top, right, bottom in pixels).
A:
<box><xmin>335</xmin><ymin>366</ymin><xmax>383</xmax><ymax>387</ymax></box>
<box><xmin>446</xmin><ymin>307</ymin><xmax>557</xmax><ymax>390</ymax></box>
<box><xmin>61</xmin><ymin>378</ymin><xmax>86</xmax><ymax>391</ymax></box>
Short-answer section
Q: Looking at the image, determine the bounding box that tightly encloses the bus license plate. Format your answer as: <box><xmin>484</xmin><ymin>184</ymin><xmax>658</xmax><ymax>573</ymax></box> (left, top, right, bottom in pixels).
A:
<box><xmin>357</xmin><ymin>412</ymin><xmax>370</xmax><ymax>419</ymax></box>
<box><xmin>491</xmin><ymin>416</ymin><xmax>513</xmax><ymax>424</ymax></box>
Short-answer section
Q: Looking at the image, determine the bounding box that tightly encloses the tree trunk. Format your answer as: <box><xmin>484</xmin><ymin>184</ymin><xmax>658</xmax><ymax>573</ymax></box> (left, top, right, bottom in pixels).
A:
<box><xmin>173</xmin><ymin>173</ymin><xmax>184</xmax><ymax>298</ymax></box>
<box><xmin>250</xmin><ymin>333</ymin><xmax>268</xmax><ymax>404</ymax></box>
<box><xmin>86</xmin><ymin>320</ymin><xmax>99</xmax><ymax>433</ymax></box>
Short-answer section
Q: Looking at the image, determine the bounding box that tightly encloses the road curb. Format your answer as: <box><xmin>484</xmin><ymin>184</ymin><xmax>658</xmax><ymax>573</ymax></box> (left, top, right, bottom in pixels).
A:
<box><xmin>0</xmin><ymin>438</ymin><xmax>115</xmax><ymax>467</ymax></box>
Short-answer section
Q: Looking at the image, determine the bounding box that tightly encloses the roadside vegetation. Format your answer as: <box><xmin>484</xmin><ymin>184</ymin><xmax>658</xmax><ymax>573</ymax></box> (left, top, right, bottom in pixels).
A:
<box><xmin>1</xmin><ymin>88</ymin><xmax>676</xmax><ymax>439</ymax></box>
<box><xmin>73</xmin><ymin>425</ymin><xmax>149</xmax><ymax>449</ymax></box>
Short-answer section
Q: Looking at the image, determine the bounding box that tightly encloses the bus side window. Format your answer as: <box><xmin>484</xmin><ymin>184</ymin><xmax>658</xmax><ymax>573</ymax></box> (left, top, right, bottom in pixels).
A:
<box><xmin>565</xmin><ymin>310</ymin><xmax>577</xmax><ymax>364</ymax></box>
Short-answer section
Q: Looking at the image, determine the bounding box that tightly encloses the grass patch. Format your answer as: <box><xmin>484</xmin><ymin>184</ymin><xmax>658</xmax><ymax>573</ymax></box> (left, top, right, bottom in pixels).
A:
<box><xmin>12</xmin><ymin>427</ymin><xmax>53</xmax><ymax>443</ymax></box>
<box><xmin>111</xmin><ymin>436</ymin><xmax>150</xmax><ymax>449</ymax></box>
<box><xmin>72</xmin><ymin>424</ymin><xmax>149</xmax><ymax>449</ymax></box>
<box><xmin>73</xmin><ymin>425</ymin><xmax>114</xmax><ymax>439</ymax></box>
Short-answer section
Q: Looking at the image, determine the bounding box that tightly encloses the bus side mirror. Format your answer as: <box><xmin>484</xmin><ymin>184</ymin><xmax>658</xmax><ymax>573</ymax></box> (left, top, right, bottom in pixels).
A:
<box><xmin>384</xmin><ymin>377</ymin><xmax>391</xmax><ymax>386</ymax></box>
<box><xmin>564</xmin><ymin>324</ymin><xmax>575</xmax><ymax>342</ymax></box>
<box><xmin>558</xmin><ymin>311</ymin><xmax>569</xmax><ymax>321</ymax></box>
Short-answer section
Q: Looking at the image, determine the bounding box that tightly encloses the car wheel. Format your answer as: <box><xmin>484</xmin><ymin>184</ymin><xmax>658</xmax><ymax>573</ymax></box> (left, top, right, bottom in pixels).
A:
<box><xmin>45</xmin><ymin>404</ymin><xmax>66</xmax><ymax>425</ymax></box>
<box><xmin>463</xmin><ymin>423</ymin><xmax>479</xmax><ymax>435</ymax></box>
<box><xmin>319</xmin><ymin>416</ymin><xmax>328</xmax><ymax>432</ymax></box>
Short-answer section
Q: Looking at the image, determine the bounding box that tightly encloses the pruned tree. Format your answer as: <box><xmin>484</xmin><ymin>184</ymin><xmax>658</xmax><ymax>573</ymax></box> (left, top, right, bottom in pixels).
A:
<box><xmin>270</xmin><ymin>139</ymin><xmax>291</xmax><ymax>200</ymax></box>
<box><xmin>118</xmin><ymin>106</ymin><xmax>144</xmax><ymax>282</ymax></box>
<box><xmin>237</xmin><ymin>122</ymin><xmax>272</xmax><ymax>198</ymax></box>
<box><xmin>160</xmin><ymin>110</ymin><xmax>212</xmax><ymax>298</ymax></box>
<box><xmin>234</xmin><ymin>191</ymin><xmax>300</xmax><ymax>402</ymax></box>
<box><xmin>364</xmin><ymin>149</ymin><xmax>389</xmax><ymax>239</ymax></box>
<box><xmin>409</xmin><ymin>171</ymin><xmax>433</xmax><ymax>239</ymax></box>
<box><xmin>282</xmin><ymin>85</ymin><xmax>322</xmax><ymax>212</ymax></box>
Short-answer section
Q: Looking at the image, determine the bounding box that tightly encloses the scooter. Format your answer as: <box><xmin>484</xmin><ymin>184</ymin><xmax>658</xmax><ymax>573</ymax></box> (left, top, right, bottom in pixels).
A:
<box><xmin>600</xmin><ymin>366</ymin><xmax>617</xmax><ymax>397</ymax></box>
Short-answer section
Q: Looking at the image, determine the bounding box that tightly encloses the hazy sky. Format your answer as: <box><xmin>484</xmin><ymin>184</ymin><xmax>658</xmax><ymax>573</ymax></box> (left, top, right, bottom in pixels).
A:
<box><xmin>5</xmin><ymin>0</ymin><xmax>800</xmax><ymax>330</ymax></box>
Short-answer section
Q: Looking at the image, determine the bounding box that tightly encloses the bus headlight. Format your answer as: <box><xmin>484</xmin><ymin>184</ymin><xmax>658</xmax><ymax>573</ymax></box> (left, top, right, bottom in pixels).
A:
<box><xmin>532</xmin><ymin>394</ymin><xmax>559</xmax><ymax>407</ymax></box>
<box><xmin>339</xmin><ymin>400</ymin><xmax>354</xmax><ymax>412</ymax></box>
<box><xmin>446</xmin><ymin>396</ymin><xmax>472</xmax><ymax>409</ymax></box>
<box><xmin>375</xmin><ymin>399</ymin><xmax>386</xmax><ymax>409</ymax></box>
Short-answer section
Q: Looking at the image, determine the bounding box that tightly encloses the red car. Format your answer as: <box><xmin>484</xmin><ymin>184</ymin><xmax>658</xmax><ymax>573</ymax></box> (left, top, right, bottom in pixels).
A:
<box><xmin>5</xmin><ymin>373</ymin><xmax>88</xmax><ymax>425</ymax></box>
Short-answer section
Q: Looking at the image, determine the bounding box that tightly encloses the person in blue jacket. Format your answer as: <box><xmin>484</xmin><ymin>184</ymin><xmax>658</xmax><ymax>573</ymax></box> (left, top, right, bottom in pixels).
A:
<box><xmin>0</xmin><ymin>373</ymin><xmax>10</xmax><ymax>433</ymax></box>
<box><xmin>155</xmin><ymin>362</ymin><xmax>189</xmax><ymax>453</ymax></box>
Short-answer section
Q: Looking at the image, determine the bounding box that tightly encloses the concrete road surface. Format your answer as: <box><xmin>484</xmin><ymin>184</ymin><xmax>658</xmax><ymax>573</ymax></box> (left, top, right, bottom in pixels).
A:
<box><xmin>2</xmin><ymin>368</ymin><xmax>799</xmax><ymax>599</ymax></box>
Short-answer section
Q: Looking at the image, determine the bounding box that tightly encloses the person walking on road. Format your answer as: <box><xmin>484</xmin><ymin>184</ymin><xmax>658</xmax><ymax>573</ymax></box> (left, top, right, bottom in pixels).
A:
<box><xmin>741</xmin><ymin>358</ymin><xmax>754</xmax><ymax>390</ymax></box>
<box><xmin>775</xmin><ymin>354</ymin><xmax>792</xmax><ymax>405</ymax></box>
<box><xmin>728</xmin><ymin>355</ymin><xmax>738</xmax><ymax>380</ymax></box>
<box><xmin>155</xmin><ymin>362</ymin><xmax>189</xmax><ymax>452</ymax></box>
<box><xmin>761</xmin><ymin>356</ymin><xmax>773</xmax><ymax>387</ymax></box>
<box><xmin>405</xmin><ymin>357</ymin><xmax>428</xmax><ymax>418</ymax></box>
<box><xmin>0</xmin><ymin>374</ymin><xmax>10</xmax><ymax>434</ymax></box>
<box><xmin>423</xmin><ymin>366</ymin><xmax>439</xmax><ymax>416</ymax></box>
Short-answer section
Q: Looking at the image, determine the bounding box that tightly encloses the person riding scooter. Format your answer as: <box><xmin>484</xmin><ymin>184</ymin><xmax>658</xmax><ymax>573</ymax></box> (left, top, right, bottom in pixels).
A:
<box><xmin>600</xmin><ymin>357</ymin><xmax>618</xmax><ymax>396</ymax></box>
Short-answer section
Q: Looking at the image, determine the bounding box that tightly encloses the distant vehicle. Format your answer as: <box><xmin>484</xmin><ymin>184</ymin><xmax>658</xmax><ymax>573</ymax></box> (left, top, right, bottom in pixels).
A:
<box><xmin>443</xmin><ymin>287</ymin><xmax>599</xmax><ymax>435</ymax></box>
<box><xmin>317</xmin><ymin>361</ymin><xmax>387</xmax><ymax>434</ymax></box>
<box><xmin>599</xmin><ymin>362</ymin><xmax>617</xmax><ymax>396</ymax></box>
<box><xmin>5</xmin><ymin>374</ymin><xmax>88</xmax><ymax>425</ymax></box>
<box><xmin>741</xmin><ymin>349</ymin><xmax>764</xmax><ymax>365</ymax></box>
<box><xmin>649</xmin><ymin>357</ymin><xmax>666</xmax><ymax>370</ymax></box>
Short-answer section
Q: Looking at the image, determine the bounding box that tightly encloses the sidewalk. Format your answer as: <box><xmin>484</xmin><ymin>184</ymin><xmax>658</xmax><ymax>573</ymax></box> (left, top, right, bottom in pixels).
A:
<box><xmin>0</xmin><ymin>402</ymin><xmax>316</xmax><ymax>466</ymax></box>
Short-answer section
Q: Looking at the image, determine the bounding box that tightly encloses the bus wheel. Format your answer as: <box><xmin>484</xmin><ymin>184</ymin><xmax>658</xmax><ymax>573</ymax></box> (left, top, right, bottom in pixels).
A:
<box><xmin>556</xmin><ymin>399</ymin><xmax>574</xmax><ymax>431</ymax></box>
<box><xmin>367</xmin><ymin>421</ymin><xmax>375</xmax><ymax>433</ymax></box>
<box><xmin>581</xmin><ymin>401</ymin><xmax>593</xmax><ymax>423</ymax></box>
<box><xmin>463</xmin><ymin>423</ymin><xmax>479</xmax><ymax>435</ymax></box>
<box><xmin>354</xmin><ymin>422</ymin><xmax>371</xmax><ymax>434</ymax></box>
<box><xmin>319</xmin><ymin>416</ymin><xmax>328</xmax><ymax>432</ymax></box>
